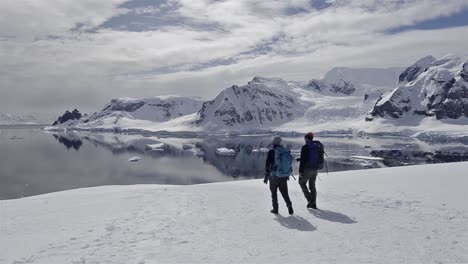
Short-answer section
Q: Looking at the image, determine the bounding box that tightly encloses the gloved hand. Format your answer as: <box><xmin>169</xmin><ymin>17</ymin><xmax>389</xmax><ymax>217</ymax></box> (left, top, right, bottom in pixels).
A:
<box><xmin>263</xmin><ymin>178</ymin><xmax>268</xmax><ymax>184</ymax></box>
<box><xmin>264</xmin><ymin>172</ymin><xmax>269</xmax><ymax>184</ymax></box>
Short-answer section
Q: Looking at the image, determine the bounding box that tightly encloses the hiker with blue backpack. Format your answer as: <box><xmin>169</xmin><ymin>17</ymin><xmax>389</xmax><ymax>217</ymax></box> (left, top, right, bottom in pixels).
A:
<box><xmin>264</xmin><ymin>136</ymin><xmax>294</xmax><ymax>215</ymax></box>
<box><xmin>298</xmin><ymin>132</ymin><xmax>325</xmax><ymax>210</ymax></box>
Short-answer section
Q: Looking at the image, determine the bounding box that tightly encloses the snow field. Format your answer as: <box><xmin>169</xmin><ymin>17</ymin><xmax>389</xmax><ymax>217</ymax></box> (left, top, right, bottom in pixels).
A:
<box><xmin>1</xmin><ymin>162</ymin><xmax>467</xmax><ymax>264</ymax></box>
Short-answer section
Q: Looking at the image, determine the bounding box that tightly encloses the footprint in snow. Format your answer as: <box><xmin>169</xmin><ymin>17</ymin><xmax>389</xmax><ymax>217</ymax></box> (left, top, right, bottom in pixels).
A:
<box><xmin>248</xmin><ymin>248</ymin><xmax>260</xmax><ymax>256</ymax></box>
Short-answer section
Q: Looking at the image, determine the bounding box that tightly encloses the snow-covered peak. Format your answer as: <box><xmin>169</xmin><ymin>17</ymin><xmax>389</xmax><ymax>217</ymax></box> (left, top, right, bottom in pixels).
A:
<box><xmin>398</xmin><ymin>55</ymin><xmax>436</xmax><ymax>84</ymax></box>
<box><xmin>305</xmin><ymin>67</ymin><xmax>402</xmax><ymax>96</ymax></box>
<box><xmin>431</xmin><ymin>54</ymin><xmax>463</xmax><ymax>68</ymax></box>
<box><xmin>76</xmin><ymin>96</ymin><xmax>204</xmax><ymax>128</ymax></box>
<box><xmin>369</xmin><ymin>54</ymin><xmax>468</xmax><ymax>120</ymax></box>
<box><xmin>247</xmin><ymin>76</ymin><xmax>293</xmax><ymax>94</ymax></box>
<box><xmin>195</xmin><ymin>78</ymin><xmax>305</xmax><ymax>129</ymax></box>
<box><xmin>323</xmin><ymin>67</ymin><xmax>402</xmax><ymax>88</ymax></box>
<box><xmin>414</xmin><ymin>55</ymin><xmax>437</xmax><ymax>67</ymax></box>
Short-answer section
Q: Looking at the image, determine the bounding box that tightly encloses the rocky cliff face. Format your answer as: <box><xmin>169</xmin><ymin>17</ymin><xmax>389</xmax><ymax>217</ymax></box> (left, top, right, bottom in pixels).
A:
<box><xmin>398</xmin><ymin>56</ymin><xmax>436</xmax><ymax>84</ymax></box>
<box><xmin>52</xmin><ymin>109</ymin><xmax>82</xmax><ymax>126</ymax></box>
<box><xmin>306</xmin><ymin>78</ymin><xmax>356</xmax><ymax>95</ymax></box>
<box><xmin>368</xmin><ymin>55</ymin><xmax>468</xmax><ymax>120</ymax></box>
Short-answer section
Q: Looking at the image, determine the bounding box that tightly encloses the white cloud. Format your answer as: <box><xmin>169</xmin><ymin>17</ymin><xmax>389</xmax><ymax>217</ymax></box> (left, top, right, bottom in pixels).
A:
<box><xmin>0</xmin><ymin>0</ymin><xmax>467</xmax><ymax>114</ymax></box>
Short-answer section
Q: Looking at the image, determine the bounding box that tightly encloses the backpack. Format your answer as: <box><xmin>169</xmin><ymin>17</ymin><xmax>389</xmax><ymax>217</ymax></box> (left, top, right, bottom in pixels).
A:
<box><xmin>272</xmin><ymin>146</ymin><xmax>293</xmax><ymax>177</ymax></box>
<box><xmin>308</xmin><ymin>141</ymin><xmax>325</xmax><ymax>170</ymax></box>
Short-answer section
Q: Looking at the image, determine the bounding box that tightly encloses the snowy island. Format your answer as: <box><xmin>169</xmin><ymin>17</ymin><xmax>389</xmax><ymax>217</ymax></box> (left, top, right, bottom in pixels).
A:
<box><xmin>2</xmin><ymin>162</ymin><xmax>467</xmax><ymax>263</ymax></box>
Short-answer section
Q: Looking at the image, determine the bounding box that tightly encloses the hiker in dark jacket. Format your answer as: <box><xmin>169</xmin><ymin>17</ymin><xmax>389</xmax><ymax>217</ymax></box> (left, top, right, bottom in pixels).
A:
<box><xmin>264</xmin><ymin>136</ymin><xmax>294</xmax><ymax>215</ymax></box>
<box><xmin>299</xmin><ymin>132</ymin><xmax>319</xmax><ymax>209</ymax></box>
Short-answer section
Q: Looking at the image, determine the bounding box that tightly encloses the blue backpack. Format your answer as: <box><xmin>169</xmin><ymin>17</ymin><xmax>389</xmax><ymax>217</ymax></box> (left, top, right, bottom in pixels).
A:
<box><xmin>272</xmin><ymin>146</ymin><xmax>293</xmax><ymax>177</ymax></box>
<box><xmin>308</xmin><ymin>141</ymin><xmax>324</xmax><ymax>170</ymax></box>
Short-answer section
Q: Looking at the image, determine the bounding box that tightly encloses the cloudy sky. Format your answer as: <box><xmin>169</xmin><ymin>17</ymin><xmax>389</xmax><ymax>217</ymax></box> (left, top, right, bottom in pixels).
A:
<box><xmin>1</xmin><ymin>0</ymin><xmax>468</xmax><ymax>115</ymax></box>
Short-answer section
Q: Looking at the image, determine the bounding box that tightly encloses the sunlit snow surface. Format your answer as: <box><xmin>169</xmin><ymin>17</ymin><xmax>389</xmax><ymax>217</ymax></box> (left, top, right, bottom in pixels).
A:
<box><xmin>1</xmin><ymin>162</ymin><xmax>467</xmax><ymax>263</ymax></box>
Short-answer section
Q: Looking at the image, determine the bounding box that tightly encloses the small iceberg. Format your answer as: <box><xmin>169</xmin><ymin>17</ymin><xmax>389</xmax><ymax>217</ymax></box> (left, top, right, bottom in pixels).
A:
<box><xmin>252</xmin><ymin>148</ymin><xmax>270</xmax><ymax>153</ymax></box>
<box><xmin>350</xmin><ymin>156</ymin><xmax>384</xmax><ymax>161</ymax></box>
<box><xmin>128</xmin><ymin>156</ymin><xmax>141</xmax><ymax>162</ymax></box>
<box><xmin>216</xmin><ymin>147</ymin><xmax>236</xmax><ymax>156</ymax></box>
<box><xmin>146</xmin><ymin>143</ymin><xmax>165</xmax><ymax>151</ymax></box>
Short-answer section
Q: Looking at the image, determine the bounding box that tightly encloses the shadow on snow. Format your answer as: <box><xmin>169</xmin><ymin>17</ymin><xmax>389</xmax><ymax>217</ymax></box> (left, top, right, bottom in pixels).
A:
<box><xmin>308</xmin><ymin>209</ymin><xmax>357</xmax><ymax>224</ymax></box>
<box><xmin>274</xmin><ymin>214</ymin><xmax>316</xmax><ymax>231</ymax></box>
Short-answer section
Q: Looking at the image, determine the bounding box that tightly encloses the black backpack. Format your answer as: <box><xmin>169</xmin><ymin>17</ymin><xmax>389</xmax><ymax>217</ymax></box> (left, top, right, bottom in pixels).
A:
<box><xmin>308</xmin><ymin>141</ymin><xmax>325</xmax><ymax>170</ymax></box>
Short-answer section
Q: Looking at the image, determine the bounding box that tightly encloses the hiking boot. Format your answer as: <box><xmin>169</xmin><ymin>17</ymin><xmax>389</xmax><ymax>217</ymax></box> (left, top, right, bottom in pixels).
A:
<box><xmin>307</xmin><ymin>202</ymin><xmax>317</xmax><ymax>210</ymax></box>
<box><xmin>288</xmin><ymin>205</ymin><xmax>294</xmax><ymax>215</ymax></box>
<box><xmin>270</xmin><ymin>209</ymin><xmax>278</xmax><ymax>214</ymax></box>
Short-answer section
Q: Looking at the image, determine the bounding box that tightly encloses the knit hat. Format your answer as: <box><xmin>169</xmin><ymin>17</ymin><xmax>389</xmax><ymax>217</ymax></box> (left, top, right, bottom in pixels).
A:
<box><xmin>304</xmin><ymin>132</ymin><xmax>314</xmax><ymax>140</ymax></box>
<box><xmin>272</xmin><ymin>136</ymin><xmax>282</xmax><ymax>145</ymax></box>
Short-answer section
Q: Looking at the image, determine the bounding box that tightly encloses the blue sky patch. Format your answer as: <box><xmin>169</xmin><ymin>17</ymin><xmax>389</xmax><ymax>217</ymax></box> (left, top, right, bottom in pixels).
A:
<box><xmin>387</xmin><ymin>8</ymin><xmax>468</xmax><ymax>34</ymax></box>
<box><xmin>97</xmin><ymin>0</ymin><xmax>223</xmax><ymax>32</ymax></box>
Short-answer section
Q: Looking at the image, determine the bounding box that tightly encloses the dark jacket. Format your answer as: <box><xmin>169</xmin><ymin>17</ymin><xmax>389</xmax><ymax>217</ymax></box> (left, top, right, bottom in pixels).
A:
<box><xmin>264</xmin><ymin>145</ymin><xmax>279</xmax><ymax>181</ymax></box>
<box><xmin>299</xmin><ymin>144</ymin><xmax>311</xmax><ymax>174</ymax></box>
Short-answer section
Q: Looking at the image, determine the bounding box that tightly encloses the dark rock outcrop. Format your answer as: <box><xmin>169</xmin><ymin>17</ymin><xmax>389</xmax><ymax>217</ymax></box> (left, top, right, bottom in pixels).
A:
<box><xmin>52</xmin><ymin>109</ymin><xmax>82</xmax><ymax>125</ymax></box>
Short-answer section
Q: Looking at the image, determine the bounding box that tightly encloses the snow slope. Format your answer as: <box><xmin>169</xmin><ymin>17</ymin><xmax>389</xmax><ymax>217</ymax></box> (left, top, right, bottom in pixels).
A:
<box><xmin>2</xmin><ymin>162</ymin><xmax>467</xmax><ymax>264</ymax></box>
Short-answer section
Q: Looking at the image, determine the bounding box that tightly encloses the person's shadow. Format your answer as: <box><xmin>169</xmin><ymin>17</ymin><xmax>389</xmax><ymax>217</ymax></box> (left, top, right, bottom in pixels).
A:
<box><xmin>309</xmin><ymin>209</ymin><xmax>357</xmax><ymax>224</ymax></box>
<box><xmin>274</xmin><ymin>214</ymin><xmax>316</xmax><ymax>231</ymax></box>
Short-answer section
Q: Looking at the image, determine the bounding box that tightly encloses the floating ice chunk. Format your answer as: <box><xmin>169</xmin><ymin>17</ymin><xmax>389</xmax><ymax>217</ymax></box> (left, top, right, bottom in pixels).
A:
<box><xmin>351</xmin><ymin>156</ymin><xmax>384</xmax><ymax>161</ymax></box>
<box><xmin>146</xmin><ymin>143</ymin><xmax>165</xmax><ymax>151</ymax></box>
<box><xmin>252</xmin><ymin>148</ymin><xmax>270</xmax><ymax>153</ymax></box>
<box><xmin>216</xmin><ymin>147</ymin><xmax>235</xmax><ymax>155</ymax></box>
<box><xmin>128</xmin><ymin>156</ymin><xmax>142</xmax><ymax>162</ymax></box>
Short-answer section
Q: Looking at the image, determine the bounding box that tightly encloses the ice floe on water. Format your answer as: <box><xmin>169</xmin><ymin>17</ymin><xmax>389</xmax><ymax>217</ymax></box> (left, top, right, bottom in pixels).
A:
<box><xmin>350</xmin><ymin>156</ymin><xmax>384</xmax><ymax>161</ymax></box>
<box><xmin>216</xmin><ymin>147</ymin><xmax>235</xmax><ymax>155</ymax></box>
<box><xmin>128</xmin><ymin>156</ymin><xmax>141</xmax><ymax>162</ymax></box>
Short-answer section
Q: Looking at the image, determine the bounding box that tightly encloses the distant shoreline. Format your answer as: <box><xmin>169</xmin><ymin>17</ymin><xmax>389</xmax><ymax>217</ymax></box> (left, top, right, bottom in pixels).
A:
<box><xmin>0</xmin><ymin>124</ymin><xmax>47</xmax><ymax>129</ymax></box>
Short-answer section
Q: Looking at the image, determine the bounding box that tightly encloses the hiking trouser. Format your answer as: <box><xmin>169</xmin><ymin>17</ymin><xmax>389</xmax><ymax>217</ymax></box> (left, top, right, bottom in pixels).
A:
<box><xmin>269</xmin><ymin>177</ymin><xmax>292</xmax><ymax>210</ymax></box>
<box><xmin>299</xmin><ymin>168</ymin><xmax>318</xmax><ymax>204</ymax></box>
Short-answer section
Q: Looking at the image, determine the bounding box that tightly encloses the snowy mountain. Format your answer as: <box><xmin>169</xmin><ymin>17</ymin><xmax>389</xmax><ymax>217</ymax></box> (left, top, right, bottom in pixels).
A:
<box><xmin>368</xmin><ymin>54</ymin><xmax>468</xmax><ymax>120</ymax></box>
<box><xmin>54</xmin><ymin>96</ymin><xmax>204</xmax><ymax>128</ymax></box>
<box><xmin>323</xmin><ymin>67</ymin><xmax>403</xmax><ymax>90</ymax></box>
<box><xmin>45</xmin><ymin>57</ymin><xmax>467</xmax><ymax>135</ymax></box>
<box><xmin>194</xmin><ymin>77</ymin><xmax>307</xmax><ymax>129</ymax></box>
<box><xmin>303</xmin><ymin>67</ymin><xmax>403</xmax><ymax>97</ymax></box>
<box><xmin>45</xmin><ymin>67</ymin><xmax>401</xmax><ymax>132</ymax></box>
<box><xmin>0</xmin><ymin>113</ymin><xmax>55</xmax><ymax>125</ymax></box>
<box><xmin>193</xmin><ymin>69</ymin><xmax>403</xmax><ymax>130</ymax></box>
